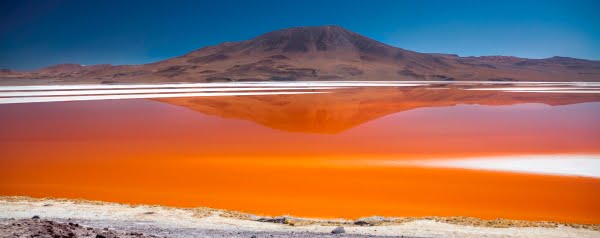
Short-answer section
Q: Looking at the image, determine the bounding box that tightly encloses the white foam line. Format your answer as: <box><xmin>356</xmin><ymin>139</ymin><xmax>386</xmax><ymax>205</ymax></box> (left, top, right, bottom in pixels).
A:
<box><xmin>263</xmin><ymin>80</ymin><xmax>600</xmax><ymax>85</ymax></box>
<box><xmin>371</xmin><ymin>155</ymin><xmax>600</xmax><ymax>178</ymax></box>
<box><xmin>2</xmin><ymin>81</ymin><xmax>599</xmax><ymax>92</ymax></box>
<box><xmin>0</xmin><ymin>83</ymin><xmax>273</xmax><ymax>91</ymax></box>
<box><xmin>0</xmin><ymin>87</ymin><xmax>338</xmax><ymax>97</ymax></box>
<box><xmin>467</xmin><ymin>87</ymin><xmax>600</xmax><ymax>91</ymax></box>
<box><xmin>0</xmin><ymin>91</ymin><xmax>328</xmax><ymax>104</ymax></box>
<box><xmin>326</xmin><ymin>81</ymin><xmax>600</xmax><ymax>87</ymax></box>
<box><xmin>504</xmin><ymin>90</ymin><xmax>600</xmax><ymax>94</ymax></box>
<box><xmin>0</xmin><ymin>82</ymin><xmax>426</xmax><ymax>91</ymax></box>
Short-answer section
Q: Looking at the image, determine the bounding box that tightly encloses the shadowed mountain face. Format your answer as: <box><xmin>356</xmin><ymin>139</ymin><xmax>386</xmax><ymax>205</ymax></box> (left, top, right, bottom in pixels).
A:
<box><xmin>2</xmin><ymin>26</ymin><xmax>600</xmax><ymax>83</ymax></box>
<box><xmin>155</xmin><ymin>87</ymin><xmax>600</xmax><ymax>134</ymax></box>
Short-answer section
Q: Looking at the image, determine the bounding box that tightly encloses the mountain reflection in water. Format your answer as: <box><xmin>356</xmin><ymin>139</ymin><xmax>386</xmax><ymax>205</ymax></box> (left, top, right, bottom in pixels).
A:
<box><xmin>156</xmin><ymin>87</ymin><xmax>600</xmax><ymax>134</ymax></box>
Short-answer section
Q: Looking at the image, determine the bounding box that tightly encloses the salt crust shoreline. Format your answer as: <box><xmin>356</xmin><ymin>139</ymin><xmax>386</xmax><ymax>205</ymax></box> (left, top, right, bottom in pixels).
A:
<box><xmin>0</xmin><ymin>196</ymin><xmax>599</xmax><ymax>238</ymax></box>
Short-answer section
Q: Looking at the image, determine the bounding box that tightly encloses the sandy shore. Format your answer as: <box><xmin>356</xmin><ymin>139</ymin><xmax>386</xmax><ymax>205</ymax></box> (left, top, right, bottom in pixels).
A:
<box><xmin>0</xmin><ymin>197</ymin><xmax>598</xmax><ymax>238</ymax></box>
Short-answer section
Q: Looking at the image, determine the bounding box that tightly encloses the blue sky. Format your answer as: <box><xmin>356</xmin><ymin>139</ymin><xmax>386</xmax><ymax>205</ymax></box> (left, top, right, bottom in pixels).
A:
<box><xmin>1</xmin><ymin>0</ymin><xmax>599</xmax><ymax>70</ymax></box>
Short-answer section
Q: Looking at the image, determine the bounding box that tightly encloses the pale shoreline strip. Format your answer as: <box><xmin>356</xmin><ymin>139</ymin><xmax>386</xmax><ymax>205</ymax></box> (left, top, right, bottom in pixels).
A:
<box><xmin>0</xmin><ymin>91</ymin><xmax>328</xmax><ymax>104</ymax></box>
<box><xmin>0</xmin><ymin>196</ymin><xmax>598</xmax><ymax>238</ymax></box>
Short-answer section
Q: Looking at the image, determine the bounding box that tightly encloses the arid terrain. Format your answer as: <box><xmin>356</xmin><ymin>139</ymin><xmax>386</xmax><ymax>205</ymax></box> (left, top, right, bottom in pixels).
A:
<box><xmin>1</xmin><ymin>197</ymin><xmax>599</xmax><ymax>238</ymax></box>
<box><xmin>1</xmin><ymin>26</ymin><xmax>600</xmax><ymax>85</ymax></box>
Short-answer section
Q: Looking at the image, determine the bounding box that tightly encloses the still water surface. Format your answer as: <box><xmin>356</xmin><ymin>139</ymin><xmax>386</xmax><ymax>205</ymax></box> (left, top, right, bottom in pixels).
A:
<box><xmin>1</xmin><ymin>84</ymin><xmax>599</xmax><ymax>223</ymax></box>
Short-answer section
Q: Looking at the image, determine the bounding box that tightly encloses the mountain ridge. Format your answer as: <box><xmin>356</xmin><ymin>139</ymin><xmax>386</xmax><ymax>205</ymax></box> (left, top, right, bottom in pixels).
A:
<box><xmin>2</xmin><ymin>25</ymin><xmax>600</xmax><ymax>83</ymax></box>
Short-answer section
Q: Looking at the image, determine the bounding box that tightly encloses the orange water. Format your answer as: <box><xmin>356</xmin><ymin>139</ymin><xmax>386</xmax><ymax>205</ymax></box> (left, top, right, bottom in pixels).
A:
<box><xmin>1</xmin><ymin>91</ymin><xmax>600</xmax><ymax>224</ymax></box>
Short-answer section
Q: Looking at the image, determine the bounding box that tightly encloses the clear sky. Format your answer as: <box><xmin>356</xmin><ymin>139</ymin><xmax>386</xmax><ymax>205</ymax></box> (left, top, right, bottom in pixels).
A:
<box><xmin>1</xmin><ymin>0</ymin><xmax>599</xmax><ymax>70</ymax></box>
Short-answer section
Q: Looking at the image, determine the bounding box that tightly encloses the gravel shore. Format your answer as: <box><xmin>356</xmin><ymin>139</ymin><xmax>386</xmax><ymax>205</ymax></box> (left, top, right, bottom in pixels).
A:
<box><xmin>1</xmin><ymin>197</ymin><xmax>598</xmax><ymax>238</ymax></box>
<box><xmin>1</xmin><ymin>217</ymin><xmax>414</xmax><ymax>238</ymax></box>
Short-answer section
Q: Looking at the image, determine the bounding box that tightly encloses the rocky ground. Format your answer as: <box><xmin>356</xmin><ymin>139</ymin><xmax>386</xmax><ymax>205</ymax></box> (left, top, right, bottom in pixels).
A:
<box><xmin>0</xmin><ymin>217</ymin><xmax>413</xmax><ymax>238</ymax></box>
<box><xmin>1</xmin><ymin>197</ymin><xmax>598</xmax><ymax>238</ymax></box>
<box><xmin>1</xmin><ymin>217</ymin><xmax>158</xmax><ymax>238</ymax></box>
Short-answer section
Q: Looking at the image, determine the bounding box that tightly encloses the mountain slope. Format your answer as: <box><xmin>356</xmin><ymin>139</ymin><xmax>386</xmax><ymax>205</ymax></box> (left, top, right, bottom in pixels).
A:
<box><xmin>2</xmin><ymin>25</ymin><xmax>600</xmax><ymax>83</ymax></box>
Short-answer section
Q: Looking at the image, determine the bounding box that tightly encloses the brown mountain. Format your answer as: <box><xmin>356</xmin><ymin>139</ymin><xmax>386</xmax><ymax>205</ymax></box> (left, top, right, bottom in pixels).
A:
<box><xmin>2</xmin><ymin>25</ymin><xmax>600</xmax><ymax>83</ymax></box>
